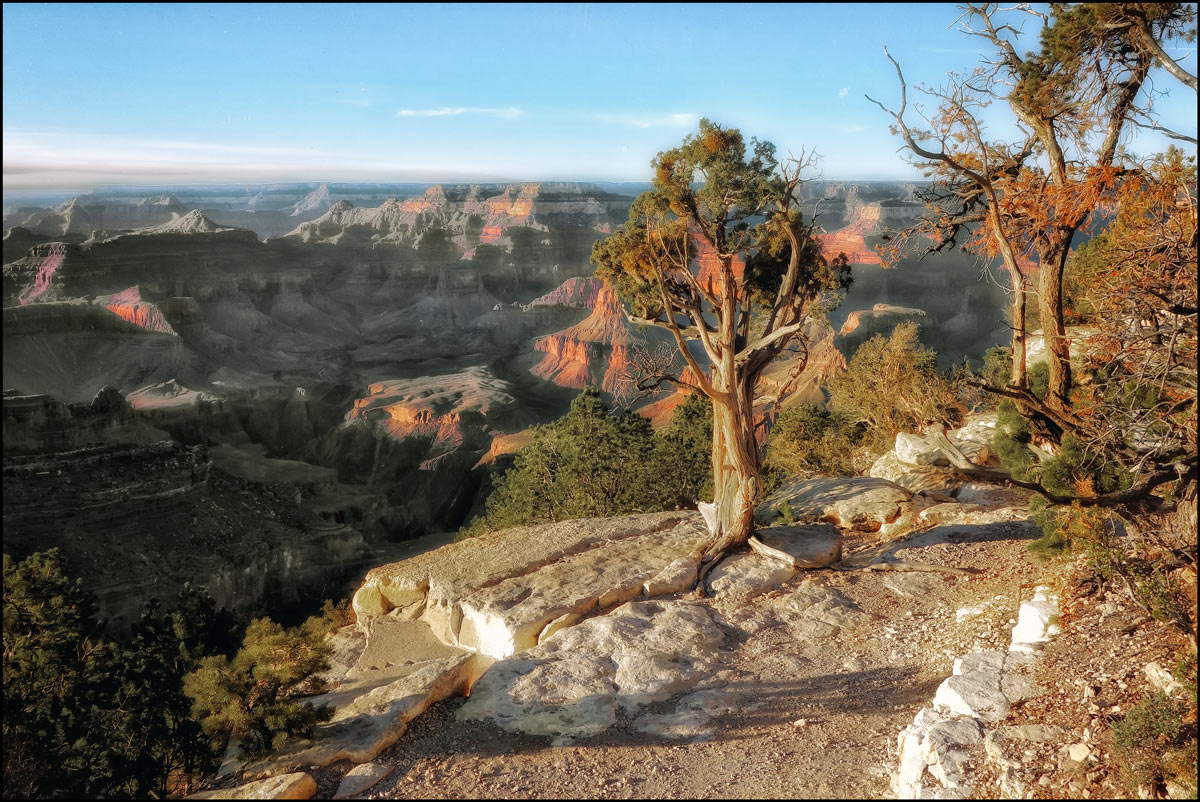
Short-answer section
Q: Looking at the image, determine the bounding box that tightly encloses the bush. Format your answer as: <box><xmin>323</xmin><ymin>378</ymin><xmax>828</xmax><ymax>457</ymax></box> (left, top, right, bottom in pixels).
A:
<box><xmin>183</xmin><ymin>617</ymin><xmax>334</xmax><ymax>760</ymax></box>
<box><xmin>765</xmin><ymin>404</ymin><xmax>864</xmax><ymax>478</ymax></box>
<box><xmin>830</xmin><ymin>322</ymin><xmax>961</xmax><ymax>454</ymax></box>
<box><xmin>982</xmin><ymin>345</ymin><xmax>1012</xmax><ymax>388</ymax></box>
<box><xmin>1113</xmin><ymin>691</ymin><xmax>1197</xmax><ymax>796</ymax></box>
<box><xmin>992</xmin><ymin>400</ymin><xmax>1037</xmax><ymax>479</ymax></box>
<box><xmin>652</xmin><ymin>393</ymin><xmax>713</xmax><ymax>507</ymax></box>
<box><xmin>461</xmin><ymin>388</ymin><xmax>711</xmax><ymax>536</ymax></box>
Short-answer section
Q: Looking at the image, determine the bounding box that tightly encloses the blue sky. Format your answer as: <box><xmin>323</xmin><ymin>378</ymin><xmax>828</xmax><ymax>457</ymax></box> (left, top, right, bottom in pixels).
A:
<box><xmin>3</xmin><ymin>3</ymin><xmax>1196</xmax><ymax>189</ymax></box>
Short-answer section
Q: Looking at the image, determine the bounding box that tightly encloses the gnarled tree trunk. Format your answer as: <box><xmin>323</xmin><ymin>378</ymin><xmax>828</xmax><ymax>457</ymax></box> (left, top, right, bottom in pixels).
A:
<box><xmin>704</xmin><ymin>378</ymin><xmax>762</xmax><ymax>561</ymax></box>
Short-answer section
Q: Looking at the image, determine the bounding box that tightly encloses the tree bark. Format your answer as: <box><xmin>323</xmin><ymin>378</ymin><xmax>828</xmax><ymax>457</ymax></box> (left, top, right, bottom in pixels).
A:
<box><xmin>1010</xmin><ymin>270</ymin><xmax>1028</xmax><ymax>388</ymax></box>
<box><xmin>706</xmin><ymin>388</ymin><xmax>762</xmax><ymax>557</ymax></box>
<box><xmin>1038</xmin><ymin>243</ymin><xmax>1073</xmax><ymax>411</ymax></box>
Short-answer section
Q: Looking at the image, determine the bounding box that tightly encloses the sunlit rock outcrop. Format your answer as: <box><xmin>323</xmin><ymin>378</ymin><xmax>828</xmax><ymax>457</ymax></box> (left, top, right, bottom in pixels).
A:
<box><xmin>346</xmin><ymin>366</ymin><xmax>516</xmax><ymax>448</ymax></box>
<box><xmin>818</xmin><ymin>203</ymin><xmax>883</xmax><ymax>265</ymax></box>
<box><xmin>532</xmin><ymin>282</ymin><xmax>656</xmax><ymax>394</ymax></box>
<box><xmin>98</xmin><ymin>285</ymin><xmax>178</xmax><ymax>334</ymax></box>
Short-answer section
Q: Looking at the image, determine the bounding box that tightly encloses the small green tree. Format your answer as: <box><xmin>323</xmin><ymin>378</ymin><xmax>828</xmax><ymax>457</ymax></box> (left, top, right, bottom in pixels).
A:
<box><xmin>184</xmin><ymin>617</ymin><xmax>334</xmax><ymax>759</ymax></box>
<box><xmin>463</xmin><ymin>388</ymin><xmax>714</xmax><ymax>536</ymax></box>
<box><xmin>464</xmin><ymin>388</ymin><xmax>659</xmax><ymax>534</ymax></box>
<box><xmin>830</xmin><ymin>322</ymin><xmax>961</xmax><ymax>452</ymax></box>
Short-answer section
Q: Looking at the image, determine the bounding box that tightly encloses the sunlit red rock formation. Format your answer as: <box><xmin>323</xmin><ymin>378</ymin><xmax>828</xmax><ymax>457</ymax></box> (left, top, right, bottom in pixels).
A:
<box><xmin>345</xmin><ymin>367</ymin><xmax>516</xmax><ymax>448</ymax></box>
<box><xmin>694</xmin><ymin>233</ymin><xmax>746</xmax><ymax>294</ymax></box>
<box><xmin>99</xmin><ymin>286</ymin><xmax>177</xmax><ymax>335</ymax></box>
<box><xmin>839</xmin><ymin>303</ymin><xmax>926</xmax><ymax>336</ymax></box>
<box><xmin>525</xmin><ymin>276</ymin><xmax>605</xmax><ymax>309</ymax></box>
<box><xmin>817</xmin><ymin>204</ymin><xmax>883</xmax><ymax>265</ymax></box>
<box><xmin>16</xmin><ymin>243</ymin><xmax>67</xmax><ymax>305</ymax></box>
<box><xmin>532</xmin><ymin>282</ymin><xmax>639</xmax><ymax>393</ymax></box>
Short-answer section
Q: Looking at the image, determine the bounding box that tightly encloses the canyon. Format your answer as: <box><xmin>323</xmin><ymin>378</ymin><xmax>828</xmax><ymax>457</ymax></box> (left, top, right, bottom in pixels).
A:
<box><xmin>2</xmin><ymin>180</ymin><xmax>1011</xmax><ymax>623</ymax></box>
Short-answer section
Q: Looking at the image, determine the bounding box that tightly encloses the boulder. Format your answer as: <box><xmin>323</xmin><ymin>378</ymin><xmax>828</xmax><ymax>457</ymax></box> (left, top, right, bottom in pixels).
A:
<box><xmin>756</xmin><ymin>476</ymin><xmax>913</xmax><ymax>533</ymax></box>
<box><xmin>333</xmin><ymin>762</ymin><xmax>393</xmax><ymax>799</ymax></box>
<box><xmin>894</xmin><ymin>431</ymin><xmax>945</xmax><ymax>466</ymax></box>
<box><xmin>869</xmin><ymin>451</ymin><xmax>959</xmax><ymax>495</ymax></box>
<box><xmin>707</xmin><ymin>553</ymin><xmax>796</xmax><ymax>599</ymax></box>
<box><xmin>753</xmin><ymin>523</ymin><xmax>843</xmax><ymax>569</ymax></box>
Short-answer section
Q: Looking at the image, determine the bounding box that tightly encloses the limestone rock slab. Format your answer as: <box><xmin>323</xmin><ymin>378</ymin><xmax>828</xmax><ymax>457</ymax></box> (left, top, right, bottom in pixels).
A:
<box><xmin>772</xmin><ymin>579</ymin><xmax>871</xmax><ymax>642</ymax></box>
<box><xmin>754</xmin><ymin>523</ymin><xmax>842</xmax><ymax>568</ymax></box>
<box><xmin>457</xmin><ymin>600</ymin><xmax>726</xmax><ymax>744</ymax></box>
<box><xmin>353</xmin><ymin>512</ymin><xmax>712</xmax><ymax>659</ymax></box>
<box><xmin>251</xmin><ymin>651</ymin><xmax>484</xmax><ymax>778</ymax></box>
<box><xmin>707</xmin><ymin>553</ymin><xmax>796</xmax><ymax>600</ymax></box>
<box><xmin>190</xmin><ymin>772</ymin><xmax>316</xmax><ymax>800</ymax></box>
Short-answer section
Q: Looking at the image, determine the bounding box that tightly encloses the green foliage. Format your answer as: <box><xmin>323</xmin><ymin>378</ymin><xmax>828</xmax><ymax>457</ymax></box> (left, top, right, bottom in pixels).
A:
<box><xmin>462</xmin><ymin>388</ymin><xmax>712</xmax><ymax>537</ymax></box>
<box><xmin>3</xmin><ymin>550</ymin><xmax>220</xmax><ymax>798</ymax></box>
<box><xmin>765</xmin><ymin>404</ymin><xmax>864</xmax><ymax>478</ymax></box>
<box><xmin>1113</xmin><ymin>691</ymin><xmax>1196</xmax><ymax>797</ymax></box>
<box><xmin>1026</xmin><ymin>498</ymin><xmax>1113</xmax><ymax>564</ymax></box>
<box><xmin>184</xmin><ymin>617</ymin><xmax>334</xmax><ymax>760</ymax></box>
<box><xmin>991</xmin><ymin>400</ymin><xmax>1037</xmax><ymax>480</ymax></box>
<box><xmin>1027</xmin><ymin>361</ymin><xmax>1050</xmax><ymax>401</ymax></box>
<box><xmin>1039</xmin><ymin>434</ymin><xmax>1128</xmax><ymax>497</ymax></box>
<box><xmin>775</xmin><ymin>499</ymin><xmax>797</xmax><ymax>525</ymax></box>
<box><xmin>653</xmin><ymin>393</ymin><xmax>714</xmax><ymax>508</ymax></box>
<box><xmin>830</xmin><ymin>321</ymin><xmax>961</xmax><ymax>453</ymax></box>
<box><xmin>319</xmin><ymin>597</ymin><xmax>356</xmax><ymax>630</ymax></box>
<box><xmin>982</xmin><ymin>346</ymin><xmax>1012</xmax><ymax>389</ymax></box>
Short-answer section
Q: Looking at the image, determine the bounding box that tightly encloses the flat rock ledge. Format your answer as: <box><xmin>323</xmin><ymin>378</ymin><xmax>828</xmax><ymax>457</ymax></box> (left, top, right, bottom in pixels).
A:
<box><xmin>352</xmin><ymin>511</ymin><xmax>714</xmax><ymax>659</ymax></box>
<box><xmin>892</xmin><ymin>585</ymin><xmax>1061</xmax><ymax>799</ymax></box>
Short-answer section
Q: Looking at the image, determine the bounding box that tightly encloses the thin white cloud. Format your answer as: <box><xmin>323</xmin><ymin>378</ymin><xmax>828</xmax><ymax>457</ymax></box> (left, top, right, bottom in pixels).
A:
<box><xmin>396</xmin><ymin>106</ymin><xmax>522</xmax><ymax>118</ymax></box>
<box><xmin>838</xmin><ymin>88</ymin><xmax>849</xmax><ymax>100</ymax></box>
<box><xmin>593</xmin><ymin>112</ymin><xmax>697</xmax><ymax>129</ymax></box>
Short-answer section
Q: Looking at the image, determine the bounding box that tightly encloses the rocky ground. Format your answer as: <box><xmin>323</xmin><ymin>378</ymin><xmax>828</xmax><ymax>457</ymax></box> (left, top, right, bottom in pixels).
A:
<box><xmin>187</xmin><ymin>421</ymin><xmax>1196</xmax><ymax>801</ymax></box>
<box><xmin>289</xmin><ymin>515</ymin><xmax>1187</xmax><ymax>800</ymax></box>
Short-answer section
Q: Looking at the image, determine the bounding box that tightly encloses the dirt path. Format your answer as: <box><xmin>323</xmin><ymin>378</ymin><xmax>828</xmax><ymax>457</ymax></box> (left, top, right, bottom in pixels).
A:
<box><xmin>305</xmin><ymin>509</ymin><xmax>1051</xmax><ymax>799</ymax></box>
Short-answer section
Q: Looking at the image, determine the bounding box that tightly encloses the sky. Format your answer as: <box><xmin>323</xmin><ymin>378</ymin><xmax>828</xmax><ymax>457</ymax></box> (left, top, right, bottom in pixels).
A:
<box><xmin>3</xmin><ymin>3</ymin><xmax>1197</xmax><ymax>190</ymax></box>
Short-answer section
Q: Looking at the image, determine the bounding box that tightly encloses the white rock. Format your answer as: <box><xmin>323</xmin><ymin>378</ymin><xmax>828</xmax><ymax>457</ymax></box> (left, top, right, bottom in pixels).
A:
<box><xmin>895</xmin><ymin>432</ymin><xmax>946</xmax><ymax>466</ymax></box>
<box><xmin>1009</xmin><ymin>586</ymin><xmax>1060</xmax><ymax>649</ymax></box>
<box><xmin>933</xmin><ymin>672</ymin><xmax>1010</xmax><ymax>722</ymax></box>
<box><xmin>1143</xmin><ymin>661</ymin><xmax>1185</xmax><ymax>697</ymax></box>
<box><xmin>1066</xmin><ymin>743</ymin><xmax>1091</xmax><ymax>763</ymax></box>
<box><xmin>333</xmin><ymin>762</ymin><xmax>393</xmax><ymax>799</ymax></box>
<box><xmin>457</xmin><ymin>601</ymin><xmax>726</xmax><ymax>742</ymax></box>
<box><xmin>643</xmin><ymin>555</ymin><xmax>700</xmax><ymax>597</ymax></box>
<box><xmin>707</xmin><ymin>553</ymin><xmax>796</xmax><ymax>599</ymax></box>
<box><xmin>756</xmin><ymin>476</ymin><xmax>913</xmax><ymax>532</ymax></box>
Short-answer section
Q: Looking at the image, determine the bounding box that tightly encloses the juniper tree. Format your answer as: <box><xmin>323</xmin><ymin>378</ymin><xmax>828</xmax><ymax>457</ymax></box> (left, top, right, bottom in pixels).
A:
<box><xmin>592</xmin><ymin>119</ymin><xmax>850</xmax><ymax>562</ymax></box>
